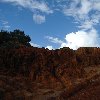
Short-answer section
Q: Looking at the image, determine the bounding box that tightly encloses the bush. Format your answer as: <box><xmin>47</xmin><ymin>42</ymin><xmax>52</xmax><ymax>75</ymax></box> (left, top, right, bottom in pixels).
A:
<box><xmin>0</xmin><ymin>29</ymin><xmax>31</xmax><ymax>48</ymax></box>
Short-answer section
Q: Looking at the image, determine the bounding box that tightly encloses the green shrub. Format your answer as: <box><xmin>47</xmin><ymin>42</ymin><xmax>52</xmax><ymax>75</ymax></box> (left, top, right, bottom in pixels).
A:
<box><xmin>0</xmin><ymin>29</ymin><xmax>31</xmax><ymax>48</ymax></box>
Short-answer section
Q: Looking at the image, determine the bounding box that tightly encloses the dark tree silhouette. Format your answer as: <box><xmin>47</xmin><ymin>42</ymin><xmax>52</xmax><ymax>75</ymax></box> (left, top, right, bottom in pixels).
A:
<box><xmin>0</xmin><ymin>29</ymin><xmax>31</xmax><ymax>48</ymax></box>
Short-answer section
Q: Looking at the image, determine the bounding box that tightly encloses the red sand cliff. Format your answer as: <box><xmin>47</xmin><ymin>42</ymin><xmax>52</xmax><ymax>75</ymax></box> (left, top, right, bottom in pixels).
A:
<box><xmin>0</xmin><ymin>47</ymin><xmax>100</xmax><ymax>100</ymax></box>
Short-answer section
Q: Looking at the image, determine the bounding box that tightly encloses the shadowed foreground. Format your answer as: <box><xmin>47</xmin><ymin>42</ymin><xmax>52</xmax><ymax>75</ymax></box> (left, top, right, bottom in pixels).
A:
<box><xmin>0</xmin><ymin>47</ymin><xmax>100</xmax><ymax>100</ymax></box>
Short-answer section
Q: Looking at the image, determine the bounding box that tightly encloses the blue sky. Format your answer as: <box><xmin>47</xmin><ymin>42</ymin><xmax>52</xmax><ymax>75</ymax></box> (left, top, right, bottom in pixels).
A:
<box><xmin>0</xmin><ymin>0</ymin><xmax>100</xmax><ymax>50</ymax></box>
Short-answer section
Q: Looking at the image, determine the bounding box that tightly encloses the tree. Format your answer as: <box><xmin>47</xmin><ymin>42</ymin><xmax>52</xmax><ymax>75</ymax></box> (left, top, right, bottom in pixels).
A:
<box><xmin>0</xmin><ymin>29</ymin><xmax>31</xmax><ymax>48</ymax></box>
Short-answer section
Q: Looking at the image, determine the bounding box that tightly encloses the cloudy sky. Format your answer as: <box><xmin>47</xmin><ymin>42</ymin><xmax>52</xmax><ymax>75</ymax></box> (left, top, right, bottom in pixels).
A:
<box><xmin>0</xmin><ymin>0</ymin><xmax>100</xmax><ymax>50</ymax></box>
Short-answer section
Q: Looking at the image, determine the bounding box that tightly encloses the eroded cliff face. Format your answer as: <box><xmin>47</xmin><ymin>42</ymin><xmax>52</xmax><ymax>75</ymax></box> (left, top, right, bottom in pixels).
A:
<box><xmin>0</xmin><ymin>47</ymin><xmax>100</xmax><ymax>78</ymax></box>
<box><xmin>0</xmin><ymin>47</ymin><xmax>100</xmax><ymax>100</ymax></box>
<box><xmin>76</xmin><ymin>47</ymin><xmax>100</xmax><ymax>66</ymax></box>
<box><xmin>0</xmin><ymin>47</ymin><xmax>85</xmax><ymax>82</ymax></box>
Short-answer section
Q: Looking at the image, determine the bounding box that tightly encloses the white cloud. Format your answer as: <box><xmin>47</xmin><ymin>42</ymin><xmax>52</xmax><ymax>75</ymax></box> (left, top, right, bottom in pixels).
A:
<box><xmin>63</xmin><ymin>0</ymin><xmax>92</xmax><ymax>19</ymax></box>
<box><xmin>45</xmin><ymin>46</ymin><xmax>53</xmax><ymax>50</ymax></box>
<box><xmin>46</xmin><ymin>29</ymin><xmax>100</xmax><ymax>50</ymax></box>
<box><xmin>1</xmin><ymin>0</ymin><xmax>53</xmax><ymax>14</ymax></box>
<box><xmin>63</xmin><ymin>0</ymin><xmax>100</xmax><ymax>30</ymax></box>
<box><xmin>3</xmin><ymin>25</ymin><xmax>10</xmax><ymax>29</ymax></box>
<box><xmin>33</xmin><ymin>14</ymin><xmax>45</xmax><ymax>24</ymax></box>
<box><xmin>0</xmin><ymin>20</ymin><xmax>10</xmax><ymax>30</ymax></box>
<box><xmin>93</xmin><ymin>1</ymin><xmax>100</xmax><ymax>11</ymax></box>
<box><xmin>78</xmin><ymin>0</ymin><xmax>92</xmax><ymax>17</ymax></box>
<box><xmin>2</xmin><ymin>20</ymin><xmax>9</xmax><ymax>25</ymax></box>
<box><xmin>60</xmin><ymin>28</ymin><xmax>100</xmax><ymax>50</ymax></box>
<box><xmin>46</xmin><ymin>36</ymin><xmax>63</xmax><ymax>44</ymax></box>
<box><xmin>78</xmin><ymin>20</ymin><xmax>93</xmax><ymax>30</ymax></box>
<box><xmin>1</xmin><ymin>0</ymin><xmax>53</xmax><ymax>24</ymax></box>
<box><xmin>30</xmin><ymin>42</ymin><xmax>40</xmax><ymax>47</ymax></box>
<box><xmin>57</xmin><ymin>0</ymin><xmax>100</xmax><ymax>49</ymax></box>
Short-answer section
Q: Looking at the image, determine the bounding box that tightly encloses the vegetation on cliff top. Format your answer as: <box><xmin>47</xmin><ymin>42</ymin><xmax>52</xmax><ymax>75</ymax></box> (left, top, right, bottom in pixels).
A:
<box><xmin>0</xmin><ymin>29</ymin><xmax>31</xmax><ymax>48</ymax></box>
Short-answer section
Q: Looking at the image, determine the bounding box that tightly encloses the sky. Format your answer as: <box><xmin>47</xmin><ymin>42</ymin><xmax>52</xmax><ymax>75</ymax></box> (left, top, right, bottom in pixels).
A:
<box><xmin>0</xmin><ymin>0</ymin><xmax>100</xmax><ymax>50</ymax></box>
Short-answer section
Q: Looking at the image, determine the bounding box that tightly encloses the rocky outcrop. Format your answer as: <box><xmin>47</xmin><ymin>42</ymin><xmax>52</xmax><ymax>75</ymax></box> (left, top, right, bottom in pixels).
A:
<box><xmin>0</xmin><ymin>47</ymin><xmax>100</xmax><ymax>100</ymax></box>
<box><xmin>76</xmin><ymin>47</ymin><xmax>100</xmax><ymax>66</ymax></box>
